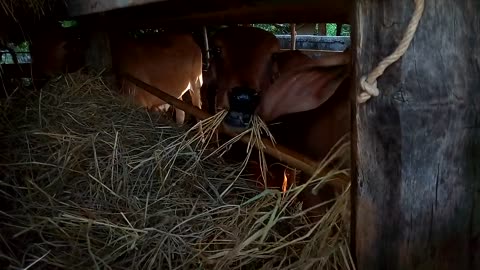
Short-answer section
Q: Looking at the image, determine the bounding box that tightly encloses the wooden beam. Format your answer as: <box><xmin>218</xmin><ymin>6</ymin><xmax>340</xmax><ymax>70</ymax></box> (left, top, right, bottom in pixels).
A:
<box><xmin>354</xmin><ymin>0</ymin><xmax>480</xmax><ymax>269</ymax></box>
<box><xmin>336</xmin><ymin>23</ymin><xmax>343</xmax><ymax>36</ymax></box>
<box><xmin>66</xmin><ymin>0</ymin><xmax>169</xmax><ymax>17</ymax></box>
<box><xmin>101</xmin><ymin>3</ymin><xmax>352</xmax><ymax>30</ymax></box>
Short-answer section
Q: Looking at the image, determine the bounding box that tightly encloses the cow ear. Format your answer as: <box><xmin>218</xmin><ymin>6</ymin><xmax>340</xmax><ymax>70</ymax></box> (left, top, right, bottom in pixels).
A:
<box><xmin>257</xmin><ymin>65</ymin><xmax>349</xmax><ymax>122</ymax></box>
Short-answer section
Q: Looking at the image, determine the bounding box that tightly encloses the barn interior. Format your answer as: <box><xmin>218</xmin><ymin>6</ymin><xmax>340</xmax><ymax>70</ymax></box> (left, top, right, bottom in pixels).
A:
<box><xmin>1</xmin><ymin>0</ymin><xmax>356</xmax><ymax>269</ymax></box>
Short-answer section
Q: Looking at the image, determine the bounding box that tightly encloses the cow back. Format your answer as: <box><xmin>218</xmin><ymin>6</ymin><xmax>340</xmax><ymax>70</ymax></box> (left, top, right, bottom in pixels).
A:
<box><xmin>111</xmin><ymin>32</ymin><xmax>203</xmax><ymax>110</ymax></box>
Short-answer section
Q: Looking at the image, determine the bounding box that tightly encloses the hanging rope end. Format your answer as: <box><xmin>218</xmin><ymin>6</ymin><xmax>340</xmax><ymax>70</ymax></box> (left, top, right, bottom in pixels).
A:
<box><xmin>358</xmin><ymin>75</ymin><xmax>380</xmax><ymax>103</ymax></box>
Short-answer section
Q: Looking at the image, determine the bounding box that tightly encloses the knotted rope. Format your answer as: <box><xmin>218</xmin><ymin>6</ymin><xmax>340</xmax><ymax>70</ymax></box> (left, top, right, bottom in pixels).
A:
<box><xmin>358</xmin><ymin>0</ymin><xmax>425</xmax><ymax>103</ymax></box>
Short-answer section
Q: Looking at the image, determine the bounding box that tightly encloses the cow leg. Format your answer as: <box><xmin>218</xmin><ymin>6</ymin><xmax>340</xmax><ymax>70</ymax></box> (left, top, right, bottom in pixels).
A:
<box><xmin>190</xmin><ymin>75</ymin><xmax>203</xmax><ymax>110</ymax></box>
<box><xmin>174</xmin><ymin>96</ymin><xmax>185</xmax><ymax>124</ymax></box>
<box><xmin>187</xmin><ymin>76</ymin><xmax>203</xmax><ymax>126</ymax></box>
<box><xmin>156</xmin><ymin>103</ymin><xmax>171</xmax><ymax>112</ymax></box>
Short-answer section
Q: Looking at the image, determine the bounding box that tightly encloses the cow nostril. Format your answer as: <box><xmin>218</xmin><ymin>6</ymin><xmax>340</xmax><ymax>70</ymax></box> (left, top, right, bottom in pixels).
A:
<box><xmin>228</xmin><ymin>87</ymin><xmax>260</xmax><ymax>113</ymax></box>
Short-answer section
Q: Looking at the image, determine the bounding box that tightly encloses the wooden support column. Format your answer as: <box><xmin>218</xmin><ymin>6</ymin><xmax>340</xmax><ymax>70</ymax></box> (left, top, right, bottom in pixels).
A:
<box><xmin>318</xmin><ymin>23</ymin><xmax>327</xmax><ymax>35</ymax></box>
<box><xmin>290</xmin><ymin>23</ymin><xmax>296</xmax><ymax>50</ymax></box>
<box><xmin>353</xmin><ymin>1</ymin><xmax>480</xmax><ymax>269</ymax></box>
<box><xmin>336</xmin><ymin>23</ymin><xmax>343</xmax><ymax>36</ymax></box>
<box><xmin>84</xmin><ymin>30</ymin><xmax>112</xmax><ymax>72</ymax></box>
<box><xmin>81</xmin><ymin>16</ymin><xmax>112</xmax><ymax>72</ymax></box>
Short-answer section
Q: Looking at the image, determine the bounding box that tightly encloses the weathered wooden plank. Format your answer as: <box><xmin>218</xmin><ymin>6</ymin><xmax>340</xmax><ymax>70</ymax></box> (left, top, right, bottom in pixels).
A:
<box><xmin>66</xmin><ymin>0</ymin><xmax>169</xmax><ymax>17</ymax></box>
<box><xmin>353</xmin><ymin>0</ymin><xmax>480</xmax><ymax>269</ymax></box>
<box><xmin>84</xmin><ymin>1</ymin><xmax>352</xmax><ymax>32</ymax></box>
<box><xmin>128</xmin><ymin>4</ymin><xmax>352</xmax><ymax>27</ymax></box>
<box><xmin>83</xmin><ymin>30</ymin><xmax>112</xmax><ymax>72</ymax></box>
<box><xmin>66</xmin><ymin>0</ymin><xmax>352</xmax><ymax>19</ymax></box>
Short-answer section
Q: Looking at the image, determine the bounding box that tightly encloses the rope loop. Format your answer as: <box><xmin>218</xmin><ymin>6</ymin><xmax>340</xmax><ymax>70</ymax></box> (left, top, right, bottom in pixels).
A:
<box><xmin>358</xmin><ymin>0</ymin><xmax>425</xmax><ymax>103</ymax></box>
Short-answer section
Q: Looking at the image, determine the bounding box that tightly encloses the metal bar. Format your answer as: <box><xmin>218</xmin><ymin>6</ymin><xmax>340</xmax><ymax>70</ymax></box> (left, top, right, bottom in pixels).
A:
<box><xmin>202</xmin><ymin>26</ymin><xmax>210</xmax><ymax>61</ymax></box>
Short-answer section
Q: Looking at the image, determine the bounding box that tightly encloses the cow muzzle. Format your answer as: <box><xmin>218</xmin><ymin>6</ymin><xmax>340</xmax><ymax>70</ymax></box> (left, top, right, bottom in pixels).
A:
<box><xmin>224</xmin><ymin>86</ymin><xmax>260</xmax><ymax>129</ymax></box>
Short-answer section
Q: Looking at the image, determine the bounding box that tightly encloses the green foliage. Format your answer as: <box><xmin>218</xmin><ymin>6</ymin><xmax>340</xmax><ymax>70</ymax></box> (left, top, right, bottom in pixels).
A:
<box><xmin>253</xmin><ymin>23</ymin><xmax>350</xmax><ymax>36</ymax></box>
<box><xmin>15</xmin><ymin>41</ymin><xmax>29</xmax><ymax>52</ymax></box>
<box><xmin>326</xmin><ymin>23</ymin><xmax>351</xmax><ymax>36</ymax></box>
<box><xmin>326</xmin><ymin>23</ymin><xmax>336</xmax><ymax>36</ymax></box>
<box><xmin>60</xmin><ymin>20</ymin><xmax>78</xmax><ymax>28</ymax></box>
<box><xmin>252</xmin><ymin>24</ymin><xmax>291</xmax><ymax>35</ymax></box>
<box><xmin>340</xmin><ymin>24</ymin><xmax>351</xmax><ymax>36</ymax></box>
<box><xmin>129</xmin><ymin>28</ymin><xmax>163</xmax><ymax>38</ymax></box>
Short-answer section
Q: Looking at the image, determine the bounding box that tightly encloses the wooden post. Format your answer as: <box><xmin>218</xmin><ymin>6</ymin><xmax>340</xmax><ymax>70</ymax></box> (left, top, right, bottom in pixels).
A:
<box><xmin>336</xmin><ymin>23</ymin><xmax>343</xmax><ymax>36</ymax></box>
<box><xmin>83</xmin><ymin>30</ymin><xmax>112</xmax><ymax>72</ymax></box>
<box><xmin>318</xmin><ymin>23</ymin><xmax>327</xmax><ymax>36</ymax></box>
<box><xmin>81</xmin><ymin>15</ymin><xmax>112</xmax><ymax>72</ymax></box>
<box><xmin>290</xmin><ymin>23</ymin><xmax>296</xmax><ymax>50</ymax></box>
<box><xmin>354</xmin><ymin>1</ymin><xmax>480</xmax><ymax>270</ymax></box>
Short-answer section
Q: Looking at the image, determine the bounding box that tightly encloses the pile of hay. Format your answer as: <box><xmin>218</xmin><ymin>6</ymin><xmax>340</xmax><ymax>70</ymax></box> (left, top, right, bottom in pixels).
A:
<box><xmin>0</xmin><ymin>71</ymin><xmax>353</xmax><ymax>269</ymax></box>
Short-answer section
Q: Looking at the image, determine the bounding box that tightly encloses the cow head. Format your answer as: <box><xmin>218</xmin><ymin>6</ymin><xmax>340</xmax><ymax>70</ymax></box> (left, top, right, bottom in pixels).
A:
<box><xmin>205</xmin><ymin>26</ymin><xmax>350</xmax><ymax>132</ymax></box>
<box><xmin>30</xmin><ymin>21</ymin><xmax>86</xmax><ymax>79</ymax></box>
<box><xmin>205</xmin><ymin>26</ymin><xmax>280</xmax><ymax>127</ymax></box>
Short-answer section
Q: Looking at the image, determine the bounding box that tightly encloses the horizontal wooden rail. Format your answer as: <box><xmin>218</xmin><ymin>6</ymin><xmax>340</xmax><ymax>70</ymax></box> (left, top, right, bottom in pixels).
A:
<box><xmin>109</xmin><ymin>3</ymin><xmax>352</xmax><ymax>30</ymax></box>
<box><xmin>122</xmin><ymin>73</ymin><xmax>349</xmax><ymax>190</ymax></box>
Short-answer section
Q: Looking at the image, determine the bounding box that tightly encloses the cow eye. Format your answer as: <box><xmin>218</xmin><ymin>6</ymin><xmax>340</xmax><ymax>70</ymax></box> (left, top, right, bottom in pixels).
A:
<box><xmin>210</xmin><ymin>47</ymin><xmax>222</xmax><ymax>58</ymax></box>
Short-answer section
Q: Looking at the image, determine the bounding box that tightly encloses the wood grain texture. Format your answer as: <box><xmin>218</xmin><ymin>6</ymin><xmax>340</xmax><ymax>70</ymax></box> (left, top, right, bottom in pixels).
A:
<box><xmin>66</xmin><ymin>0</ymin><xmax>169</xmax><ymax>17</ymax></box>
<box><xmin>353</xmin><ymin>0</ymin><xmax>480</xmax><ymax>269</ymax></box>
<box><xmin>84</xmin><ymin>30</ymin><xmax>112</xmax><ymax>72</ymax></box>
<box><xmin>74</xmin><ymin>1</ymin><xmax>352</xmax><ymax>32</ymax></box>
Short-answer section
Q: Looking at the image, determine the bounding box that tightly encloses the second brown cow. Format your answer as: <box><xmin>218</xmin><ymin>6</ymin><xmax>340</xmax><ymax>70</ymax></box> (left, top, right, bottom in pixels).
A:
<box><xmin>110</xmin><ymin>31</ymin><xmax>203</xmax><ymax>124</ymax></box>
<box><xmin>29</xmin><ymin>21</ymin><xmax>86</xmax><ymax>82</ymax></box>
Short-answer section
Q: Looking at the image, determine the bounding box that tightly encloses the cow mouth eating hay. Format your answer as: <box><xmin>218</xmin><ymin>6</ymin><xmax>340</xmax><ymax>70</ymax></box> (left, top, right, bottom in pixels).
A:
<box><xmin>223</xmin><ymin>87</ymin><xmax>259</xmax><ymax>130</ymax></box>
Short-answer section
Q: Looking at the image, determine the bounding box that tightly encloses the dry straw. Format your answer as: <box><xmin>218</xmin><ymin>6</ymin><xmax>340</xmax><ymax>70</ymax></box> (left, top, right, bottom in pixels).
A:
<box><xmin>0</xmin><ymin>70</ymin><xmax>354</xmax><ymax>270</ymax></box>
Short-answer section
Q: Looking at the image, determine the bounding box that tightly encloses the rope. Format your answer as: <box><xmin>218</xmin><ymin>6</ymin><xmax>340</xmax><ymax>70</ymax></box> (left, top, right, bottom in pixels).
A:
<box><xmin>358</xmin><ymin>0</ymin><xmax>425</xmax><ymax>103</ymax></box>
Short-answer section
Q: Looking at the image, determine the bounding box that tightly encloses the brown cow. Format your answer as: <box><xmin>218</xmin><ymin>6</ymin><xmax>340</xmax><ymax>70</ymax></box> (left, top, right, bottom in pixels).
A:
<box><xmin>29</xmin><ymin>21</ymin><xmax>86</xmax><ymax>83</ymax></box>
<box><xmin>257</xmin><ymin>49</ymin><xmax>351</xmax><ymax>218</ymax></box>
<box><xmin>250</xmin><ymin>49</ymin><xmax>351</xmax><ymax>183</ymax></box>
<box><xmin>110</xmin><ymin>32</ymin><xmax>203</xmax><ymax>124</ymax></box>
<box><xmin>203</xmin><ymin>26</ymin><xmax>280</xmax><ymax>116</ymax></box>
<box><xmin>203</xmin><ymin>26</ymin><xmax>351</xmax><ymax>219</ymax></box>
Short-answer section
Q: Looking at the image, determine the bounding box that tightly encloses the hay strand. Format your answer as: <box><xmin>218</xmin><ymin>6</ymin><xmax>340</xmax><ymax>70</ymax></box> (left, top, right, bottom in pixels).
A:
<box><xmin>0</xmin><ymin>71</ymin><xmax>353</xmax><ymax>270</ymax></box>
